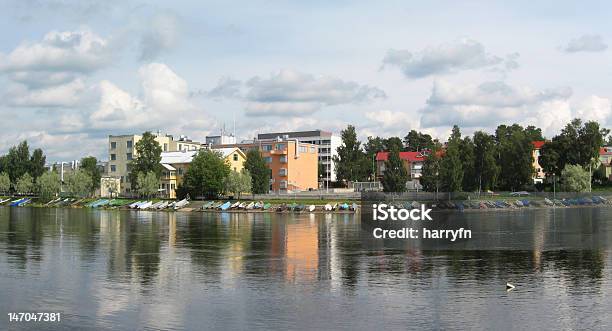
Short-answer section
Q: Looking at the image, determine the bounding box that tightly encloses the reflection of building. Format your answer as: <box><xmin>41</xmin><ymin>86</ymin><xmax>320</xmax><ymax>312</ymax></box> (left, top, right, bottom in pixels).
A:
<box><xmin>160</xmin><ymin>148</ymin><xmax>246</xmax><ymax>198</ymax></box>
<box><xmin>257</xmin><ymin>130</ymin><xmax>340</xmax><ymax>183</ymax></box>
<box><xmin>375</xmin><ymin>151</ymin><xmax>426</xmax><ymax>190</ymax></box>
<box><xmin>532</xmin><ymin>141</ymin><xmax>546</xmax><ymax>184</ymax></box>
<box><xmin>599</xmin><ymin>146</ymin><xmax>612</xmax><ymax>180</ymax></box>
<box><xmin>214</xmin><ymin>137</ymin><xmax>318</xmax><ymax>193</ymax></box>
<box><xmin>108</xmin><ymin>133</ymin><xmax>203</xmax><ymax>195</ymax></box>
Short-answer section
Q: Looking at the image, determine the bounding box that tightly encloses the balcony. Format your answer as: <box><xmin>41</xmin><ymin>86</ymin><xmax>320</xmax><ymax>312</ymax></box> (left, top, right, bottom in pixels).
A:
<box><xmin>270</xmin><ymin>149</ymin><xmax>287</xmax><ymax>155</ymax></box>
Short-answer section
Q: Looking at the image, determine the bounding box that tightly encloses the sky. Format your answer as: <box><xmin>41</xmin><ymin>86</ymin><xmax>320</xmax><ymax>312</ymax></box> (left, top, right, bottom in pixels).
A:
<box><xmin>1</xmin><ymin>0</ymin><xmax>612</xmax><ymax>162</ymax></box>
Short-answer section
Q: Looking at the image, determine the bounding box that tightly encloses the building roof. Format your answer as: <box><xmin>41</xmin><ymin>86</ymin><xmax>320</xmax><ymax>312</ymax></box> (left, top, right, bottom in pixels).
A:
<box><xmin>214</xmin><ymin>147</ymin><xmax>245</xmax><ymax>159</ymax></box>
<box><xmin>376</xmin><ymin>151</ymin><xmax>427</xmax><ymax>162</ymax></box>
<box><xmin>161</xmin><ymin>163</ymin><xmax>176</xmax><ymax>171</ymax></box>
<box><xmin>532</xmin><ymin>141</ymin><xmax>546</xmax><ymax>149</ymax></box>
<box><xmin>161</xmin><ymin>150</ymin><xmax>198</xmax><ymax>164</ymax></box>
<box><xmin>258</xmin><ymin>130</ymin><xmax>332</xmax><ymax>139</ymax></box>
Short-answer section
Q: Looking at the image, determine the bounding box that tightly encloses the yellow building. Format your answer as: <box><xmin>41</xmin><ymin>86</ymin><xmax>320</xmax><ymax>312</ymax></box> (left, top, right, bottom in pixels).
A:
<box><xmin>160</xmin><ymin>148</ymin><xmax>247</xmax><ymax>198</ymax></box>
<box><xmin>108</xmin><ymin>133</ymin><xmax>203</xmax><ymax>196</ymax></box>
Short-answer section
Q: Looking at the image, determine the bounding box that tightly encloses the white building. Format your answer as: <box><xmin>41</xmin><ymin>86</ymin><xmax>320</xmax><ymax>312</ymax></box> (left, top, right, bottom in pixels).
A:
<box><xmin>257</xmin><ymin>130</ymin><xmax>341</xmax><ymax>184</ymax></box>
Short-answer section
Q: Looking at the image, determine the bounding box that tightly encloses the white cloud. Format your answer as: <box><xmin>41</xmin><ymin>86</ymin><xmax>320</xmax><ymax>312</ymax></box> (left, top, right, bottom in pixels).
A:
<box><xmin>139</xmin><ymin>11</ymin><xmax>181</xmax><ymax>61</ymax></box>
<box><xmin>5</xmin><ymin>78</ymin><xmax>89</xmax><ymax>108</ymax></box>
<box><xmin>562</xmin><ymin>34</ymin><xmax>607</xmax><ymax>53</ymax></box>
<box><xmin>574</xmin><ymin>95</ymin><xmax>612</xmax><ymax>124</ymax></box>
<box><xmin>206</xmin><ymin>77</ymin><xmax>242</xmax><ymax>100</ymax></box>
<box><xmin>244</xmin><ymin>69</ymin><xmax>385</xmax><ymax>116</ymax></box>
<box><xmin>139</xmin><ymin>62</ymin><xmax>191</xmax><ymax>112</ymax></box>
<box><xmin>90</xmin><ymin>80</ymin><xmax>147</xmax><ymax>129</ymax></box>
<box><xmin>382</xmin><ymin>39</ymin><xmax>517</xmax><ymax>78</ymax></box>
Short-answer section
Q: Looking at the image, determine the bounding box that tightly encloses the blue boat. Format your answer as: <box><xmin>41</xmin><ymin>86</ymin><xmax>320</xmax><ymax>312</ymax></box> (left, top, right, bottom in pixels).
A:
<box><xmin>219</xmin><ymin>201</ymin><xmax>231</xmax><ymax>210</ymax></box>
<box><xmin>9</xmin><ymin>198</ymin><xmax>26</xmax><ymax>206</ymax></box>
<box><xmin>521</xmin><ymin>199</ymin><xmax>530</xmax><ymax>207</ymax></box>
<box><xmin>17</xmin><ymin>198</ymin><xmax>31</xmax><ymax>206</ymax></box>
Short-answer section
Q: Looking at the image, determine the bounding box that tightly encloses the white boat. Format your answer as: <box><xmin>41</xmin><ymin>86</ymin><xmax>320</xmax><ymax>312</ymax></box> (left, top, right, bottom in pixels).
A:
<box><xmin>129</xmin><ymin>201</ymin><xmax>142</xmax><ymax>208</ymax></box>
<box><xmin>0</xmin><ymin>198</ymin><xmax>11</xmax><ymax>205</ymax></box>
<box><xmin>238</xmin><ymin>202</ymin><xmax>246</xmax><ymax>209</ymax></box>
<box><xmin>138</xmin><ymin>201</ymin><xmax>153</xmax><ymax>209</ymax></box>
<box><xmin>324</xmin><ymin>204</ymin><xmax>332</xmax><ymax>211</ymax></box>
<box><xmin>230</xmin><ymin>201</ymin><xmax>241</xmax><ymax>209</ymax></box>
<box><xmin>157</xmin><ymin>201</ymin><xmax>169</xmax><ymax>209</ymax></box>
<box><xmin>173</xmin><ymin>199</ymin><xmax>189</xmax><ymax>210</ymax></box>
<box><xmin>308</xmin><ymin>205</ymin><xmax>316</xmax><ymax>212</ymax></box>
<box><xmin>245</xmin><ymin>202</ymin><xmax>255</xmax><ymax>209</ymax></box>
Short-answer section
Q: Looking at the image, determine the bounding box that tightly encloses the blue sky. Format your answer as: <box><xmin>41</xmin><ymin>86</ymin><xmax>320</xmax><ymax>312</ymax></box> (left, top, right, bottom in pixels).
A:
<box><xmin>0</xmin><ymin>0</ymin><xmax>611</xmax><ymax>161</ymax></box>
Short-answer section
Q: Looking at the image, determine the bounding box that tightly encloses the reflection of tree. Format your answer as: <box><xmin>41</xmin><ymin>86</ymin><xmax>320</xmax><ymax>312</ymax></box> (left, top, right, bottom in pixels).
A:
<box><xmin>124</xmin><ymin>219</ymin><xmax>161</xmax><ymax>287</ymax></box>
<box><xmin>179</xmin><ymin>214</ymin><xmax>230</xmax><ymax>281</ymax></box>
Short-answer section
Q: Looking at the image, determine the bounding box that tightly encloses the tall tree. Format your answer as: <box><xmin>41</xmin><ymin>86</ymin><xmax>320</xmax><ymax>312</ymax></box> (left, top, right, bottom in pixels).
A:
<box><xmin>244</xmin><ymin>149</ymin><xmax>270</xmax><ymax>194</ymax></box>
<box><xmin>495</xmin><ymin>124</ymin><xmax>534</xmax><ymax>190</ymax></box>
<box><xmin>29</xmin><ymin>148</ymin><xmax>46</xmax><ymax>181</ymax></box>
<box><xmin>459</xmin><ymin>136</ymin><xmax>476</xmax><ymax>191</ymax></box>
<box><xmin>439</xmin><ymin>125</ymin><xmax>463</xmax><ymax>192</ymax></box>
<box><xmin>420</xmin><ymin>143</ymin><xmax>442</xmax><ymax>192</ymax></box>
<box><xmin>137</xmin><ymin>171</ymin><xmax>159</xmax><ymax>198</ymax></box>
<box><xmin>37</xmin><ymin>171</ymin><xmax>61</xmax><ymax>199</ymax></box>
<box><xmin>381</xmin><ymin>147</ymin><xmax>408</xmax><ymax>192</ymax></box>
<box><xmin>6</xmin><ymin>141</ymin><xmax>30</xmax><ymax>183</ymax></box>
<box><xmin>181</xmin><ymin>150</ymin><xmax>230</xmax><ymax>198</ymax></box>
<box><xmin>333</xmin><ymin>125</ymin><xmax>368</xmax><ymax>184</ymax></box>
<box><xmin>384</xmin><ymin>137</ymin><xmax>404</xmax><ymax>151</ymax></box>
<box><xmin>66</xmin><ymin>169</ymin><xmax>93</xmax><ymax>198</ymax></box>
<box><xmin>404</xmin><ymin>130</ymin><xmax>434</xmax><ymax>152</ymax></box>
<box><xmin>524</xmin><ymin>125</ymin><xmax>545</xmax><ymax>142</ymax></box>
<box><xmin>364</xmin><ymin>136</ymin><xmax>386</xmax><ymax>179</ymax></box>
<box><xmin>81</xmin><ymin>156</ymin><xmax>101</xmax><ymax>195</ymax></box>
<box><xmin>0</xmin><ymin>172</ymin><xmax>11</xmax><ymax>194</ymax></box>
<box><xmin>129</xmin><ymin>131</ymin><xmax>163</xmax><ymax>188</ymax></box>
<box><xmin>473</xmin><ymin>131</ymin><xmax>499</xmax><ymax>192</ymax></box>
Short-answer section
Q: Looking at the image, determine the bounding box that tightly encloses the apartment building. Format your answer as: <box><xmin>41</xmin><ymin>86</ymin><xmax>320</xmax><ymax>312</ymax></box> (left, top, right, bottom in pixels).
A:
<box><xmin>107</xmin><ymin>133</ymin><xmax>202</xmax><ymax>195</ymax></box>
<box><xmin>600</xmin><ymin>146</ymin><xmax>612</xmax><ymax>180</ymax></box>
<box><xmin>159</xmin><ymin>148</ymin><xmax>246</xmax><ymax>198</ymax></box>
<box><xmin>214</xmin><ymin>137</ymin><xmax>318</xmax><ymax>192</ymax></box>
<box><xmin>376</xmin><ymin>151</ymin><xmax>426</xmax><ymax>190</ymax></box>
<box><xmin>257</xmin><ymin>130</ymin><xmax>340</xmax><ymax>184</ymax></box>
<box><xmin>532</xmin><ymin>141</ymin><xmax>546</xmax><ymax>184</ymax></box>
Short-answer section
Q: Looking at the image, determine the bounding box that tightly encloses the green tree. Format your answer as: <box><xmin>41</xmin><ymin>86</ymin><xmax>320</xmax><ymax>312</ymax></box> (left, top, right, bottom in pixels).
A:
<box><xmin>384</xmin><ymin>137</ymin><xmax>404</xmax><ymax>151</ymax></box>
<box><xmin>0</xmin><ymin>172</ymin><xmax>11</xmax><ymax>193</ymax></box>
<box><xmin>495</xmin><ymin>124</ymin><xmax>534</xmax><ymax>190</ymax></box>
<box><xmin>29</xmin><ymin>148</ymin><xmax>46</xmax><ymax>181</ymax></box>
<box><xmin>333</xmin><ymin>125</ymin><xmax>369</xmax><ymax>184</ymax></box>
<box><xmin>404</xmin><ymin>130</ymin><xmax>434</xmax><ymax>152</ymax></box>
<box><xmin>420</xmin><ymin>143</ymin><xmax>442</xmax><ymax>192</ymax></box>
<box><xmin>364</xmin><ymin>136</ymin><xmax>386</xmax><ymax>179</ymax></box>
<box><xmin>473</xmin><ymin>131</ymin><xmax>499</xmax><ymax>192</ymax></box>
<box><xmin>224</xmin><ymin>169</ymin><xmax>252</xmax><ymax>199</ymax></box>
<box><xmin>243</xmin><ymin>149</ymin><xmax>270</xmax><ymax>194</ymax></box>
<box><xmin>37</xmin><ymin>171</ymin><xmax>61</xmax><ymax>199</ymax></box>
<box><xmin>561</xmin><ymin>164</ymin><xmax>590</xmax><ymax>192</ymax></box>
<box><xmin>459</xmin><ymin>136</ymin><xmax>476</xmax><ymax>191</ymax></box>
<box><xmin>80</xmin><ymin>156</ymin><xmax>101</xmax><ymax>194</ymax></box>
<box><xmin>129</xmin><ymin>131</ymin><xmax>163</xmax><ymax>189</ymax></box>
<box><xmin>440</xmin><ymin>125</ymin><xmax>464</xmax><ymax>192</ymax></box>
<box><xmin>15</xmin><ymin>172</ymin><xmax>34</xmax><ymax>194</ymax></box>
<box><xmin>524</xmin><ymin>125</ymin><xmax>545</xmax><ymax>142</ymax></box>
<box><xmin>381</xmin><ymin>148</ymin><xmax>408</xmax><ymax>192</ymax></box>
<box><xmin>137</xmin><ymin>171</ymin><xmax>159</xmax><ymax>198</ymax></box>
<box><xmin>6</xmin><ymin>141</ymin><xmax>31</xmax><ymax>183</ymax></box>
<box><xmin>65</xmin><ymin>169</ymin><xmax>93</xmax><ymax>198</ymax></box>
<box><xmin>181</xmin><ymin>150</ymin><xmax>231</xmax><ymax>198</ymax></box>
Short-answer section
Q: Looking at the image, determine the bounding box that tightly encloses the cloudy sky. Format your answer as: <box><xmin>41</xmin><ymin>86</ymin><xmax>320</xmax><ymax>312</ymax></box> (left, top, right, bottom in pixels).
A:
<box><xmin>1</xmin><ymin>0</ymin><xmax>612</xmax><ymax>161</ymax></box>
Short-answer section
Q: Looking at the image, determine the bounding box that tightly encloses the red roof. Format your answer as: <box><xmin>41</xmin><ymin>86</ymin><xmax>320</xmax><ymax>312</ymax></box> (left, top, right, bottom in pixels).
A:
<box><xmin>601</xmin><ymin>147</ymin><xmax>612</xmax><ymax>156</ymax></box>
<box><xmin>376</xmin><ymin>151</ymin><xmax>427</xmax><ymax>162</ymax></box>
<box><xmin>532</xmin><ymin>141</ymin><xmax>545</xmax><ymax>149</ymax></box>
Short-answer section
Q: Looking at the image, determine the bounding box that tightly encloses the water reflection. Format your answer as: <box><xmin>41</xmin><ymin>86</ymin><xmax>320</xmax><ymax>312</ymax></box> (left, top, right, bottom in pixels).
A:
<box><xmin>0</xmin><ymin>207</ymin><xmax>611</xmax><ymax>330</ymax></box>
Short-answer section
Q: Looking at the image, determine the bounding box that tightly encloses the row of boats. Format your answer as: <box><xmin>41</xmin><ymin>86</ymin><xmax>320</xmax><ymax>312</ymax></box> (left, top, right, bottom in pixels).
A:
<box><xmin>0</xmin><ymin>197</ymin><xmax>32</xmax><ymax>207</ymax></box>
<box><xmin>201</xmin><ymin>201</ymin><xmax>359</xmax><ymax>212</ymax></box>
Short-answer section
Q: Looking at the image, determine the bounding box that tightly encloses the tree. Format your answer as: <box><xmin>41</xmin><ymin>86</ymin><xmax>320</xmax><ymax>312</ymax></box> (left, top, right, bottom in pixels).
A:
<box><xmin>439</xmin><ymin>125</ymin><xmax>463</xmax><ymax>192</ymax></box>
<box><xmin>0</xmin><ymin>172</ymin><xmax>10</xmax><ymax>194</ymax></box>
<box><xmin>384</xmin><ymin>137</ymin><xmax>404</xmax><ymax>151</ymax></box>
<box><xmin>65</xmin><ymin>169</ymin><xmax>93</xmax><ymax>198</ymax></box>
<box><xmin>473</xmin><ymin>131</ymin><xmax>499</xmax><ymax>192</ymax></box>
<box><xmin>381</xmin><ymin>148</ymin><xmax>408</xmax><ymax>192</ymax></box>
<box><xmin>137</xmin><ymin>171</ymin><xmax>159</xmax><ymax>198</ymax></box>
<box><xmin>243</xmin><ymin>149</ymin><xmax>269</xmax><ymax>194</ymax></box>
<box><xmin>364</xmin><ymin>136</ymin><xmax>386</xmax><ymax>179</ymax></box>
<box><xmin>561</xmin><ymin>164</ymin><xmax>590</xmax><ymax>192</ymax></box>
<box><xmin>181</xmin><ymin>150</ymin><xmax>231</xmax><ymax>198</ymax></box>
<box><xmin>37</xmin><ymin>171</ymin><xmax>61</xmax><ymax>199</ymax></box>
<box><xmin>129</xmin><ymin>131</ymin><xmax>163</xmax><ymax>189</ymax></box>
<box><xmin>495</xmin><ymin>124</ymin><xmax>534</xmax><ymax>190</ymax></box>
<box><xmin>421</xmin><ymin>143</ymin><xmax>442</xmax><ymax>193</ymax></box>
<box><xmin>81</xmin><ymin>156</ymin><xmax>101</xmax><ymax>194</ymax></box>
<box><xmin>404</xmin><ymin>130</ymin><xmax>434</xmax><ymax>152</ymax></box>
<box><xmin>459</xmin><ymin>136</ymin><xmax>476</xmax><ymax>191</ymax></box>
<box><xmin>524</xmin><ymin>125</ymin><xmax>545</xmax><ymax>142</ymax></box>
<box><xmin>224</xmin><ymin>170</ymin><xmax>252</xmax><ymax>199</ymax></box>
<box><xmin>5</xmin><ymin>141</ymin><xmax>31</xmax><ymax>183</ymax></box>
<box><xmin>15</xmin><ymin>173</ymin><xmax>34</xmax><ymax>194</ymax></box>
<box><xmin>333</xmin><ymin>125</ymin><xmax>369</xmax><ymax>184</ymax></box>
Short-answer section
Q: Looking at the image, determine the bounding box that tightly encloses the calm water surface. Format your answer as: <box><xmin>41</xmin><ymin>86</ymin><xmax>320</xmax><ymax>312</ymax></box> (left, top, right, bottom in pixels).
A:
<box><xmin>1</xmin><ymin>207</ymin><xmax>612</xmax><ymax>330</ymax></box>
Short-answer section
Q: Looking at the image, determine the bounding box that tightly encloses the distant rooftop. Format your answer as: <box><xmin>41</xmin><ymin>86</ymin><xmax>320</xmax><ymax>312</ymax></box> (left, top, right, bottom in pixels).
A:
<box><xmin>257</xmin><ymin>130</ymin><xmax>332</xmax><ymax>140</ymax></box>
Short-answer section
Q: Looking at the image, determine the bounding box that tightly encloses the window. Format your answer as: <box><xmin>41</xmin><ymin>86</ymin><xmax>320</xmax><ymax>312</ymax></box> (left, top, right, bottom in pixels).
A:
<box><xmin>163</xmin><ymin>143</ymin><xmax>168</xmax><ymax>152</ymax></box>
<box><xmin>276</xmin><ymin>143</ymin><xmax>285</xmax><ymax>150</ymax></box>
<box><xmin>110</xmin><ymin>142</ymin><xmax>117</xmax><ymax>149</ymax></box>
<box><xmin>263</xmin><ymin>145</ymin><xmax>272</xmax><ymax>151</ymax></box>
<box><xmin>120</xmin><ymin>176</ymin><xmax>124</xmax><ymax>183</ymax></box>
<box><xmin>280</xmin><ymin>156</ymin><xmax>287</xmax><ymax>163</ymax></box>
<box><xmin>233</xmin><ymin>153</ymin><xmax>239</xmax><ymax>161</ymax></box>
<box><xmin>279</xmin><ymin>168</ymin><xmax>287</xmax><ymax>176</ymax></box>
<box><xmin>310</xmin><ymin>146</ymin><xmax>316</xmax><ymax>153</ymax></box>
<box><xmin>264</xmin><ymin>156</ymin><xmax>272</xmax><ymax>163</ymax></box>
<box><xmin>280</xmin><ymin>180</ymin><xmax>288</xmax><ymax>189</ymax></box>
<box><xmin>110</xmin><ymin>165</ymin><xmax>116</xmax><ymax>172</ymax></box>
<box><xmin>127</xmin><ymin>140</ymin><xmax>133</xmax><ymax>148</ymax></box>
<box><xmin>178</xmin><ymin>168</ymin><xmax>183</xmax><ymax>175</ymax></box>
<box><xmin>299</xmin><ymin>146</ymin><xmax>307</xmax><ymax>153</ymax></box>
<box><xmin>110</xmin><ymin>154</ymin><xmax>116</xmax><ymax>161</ymax></box>
<box><xmin>179</xmin><ymin>144</ymin><xmax>182</xmax><ymax>150</ymax></box>
<box><xmin>126</xmin><ymin>153</ymin><xmax>132</xmax><ymax>160</ymax></box>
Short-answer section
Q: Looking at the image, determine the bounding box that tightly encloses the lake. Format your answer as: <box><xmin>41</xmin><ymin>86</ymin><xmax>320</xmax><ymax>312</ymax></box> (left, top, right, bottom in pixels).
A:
<box><xmin>1</xmin><ymin>206</ymin><xmax>612</xmax><ymax>330</ymax></box>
